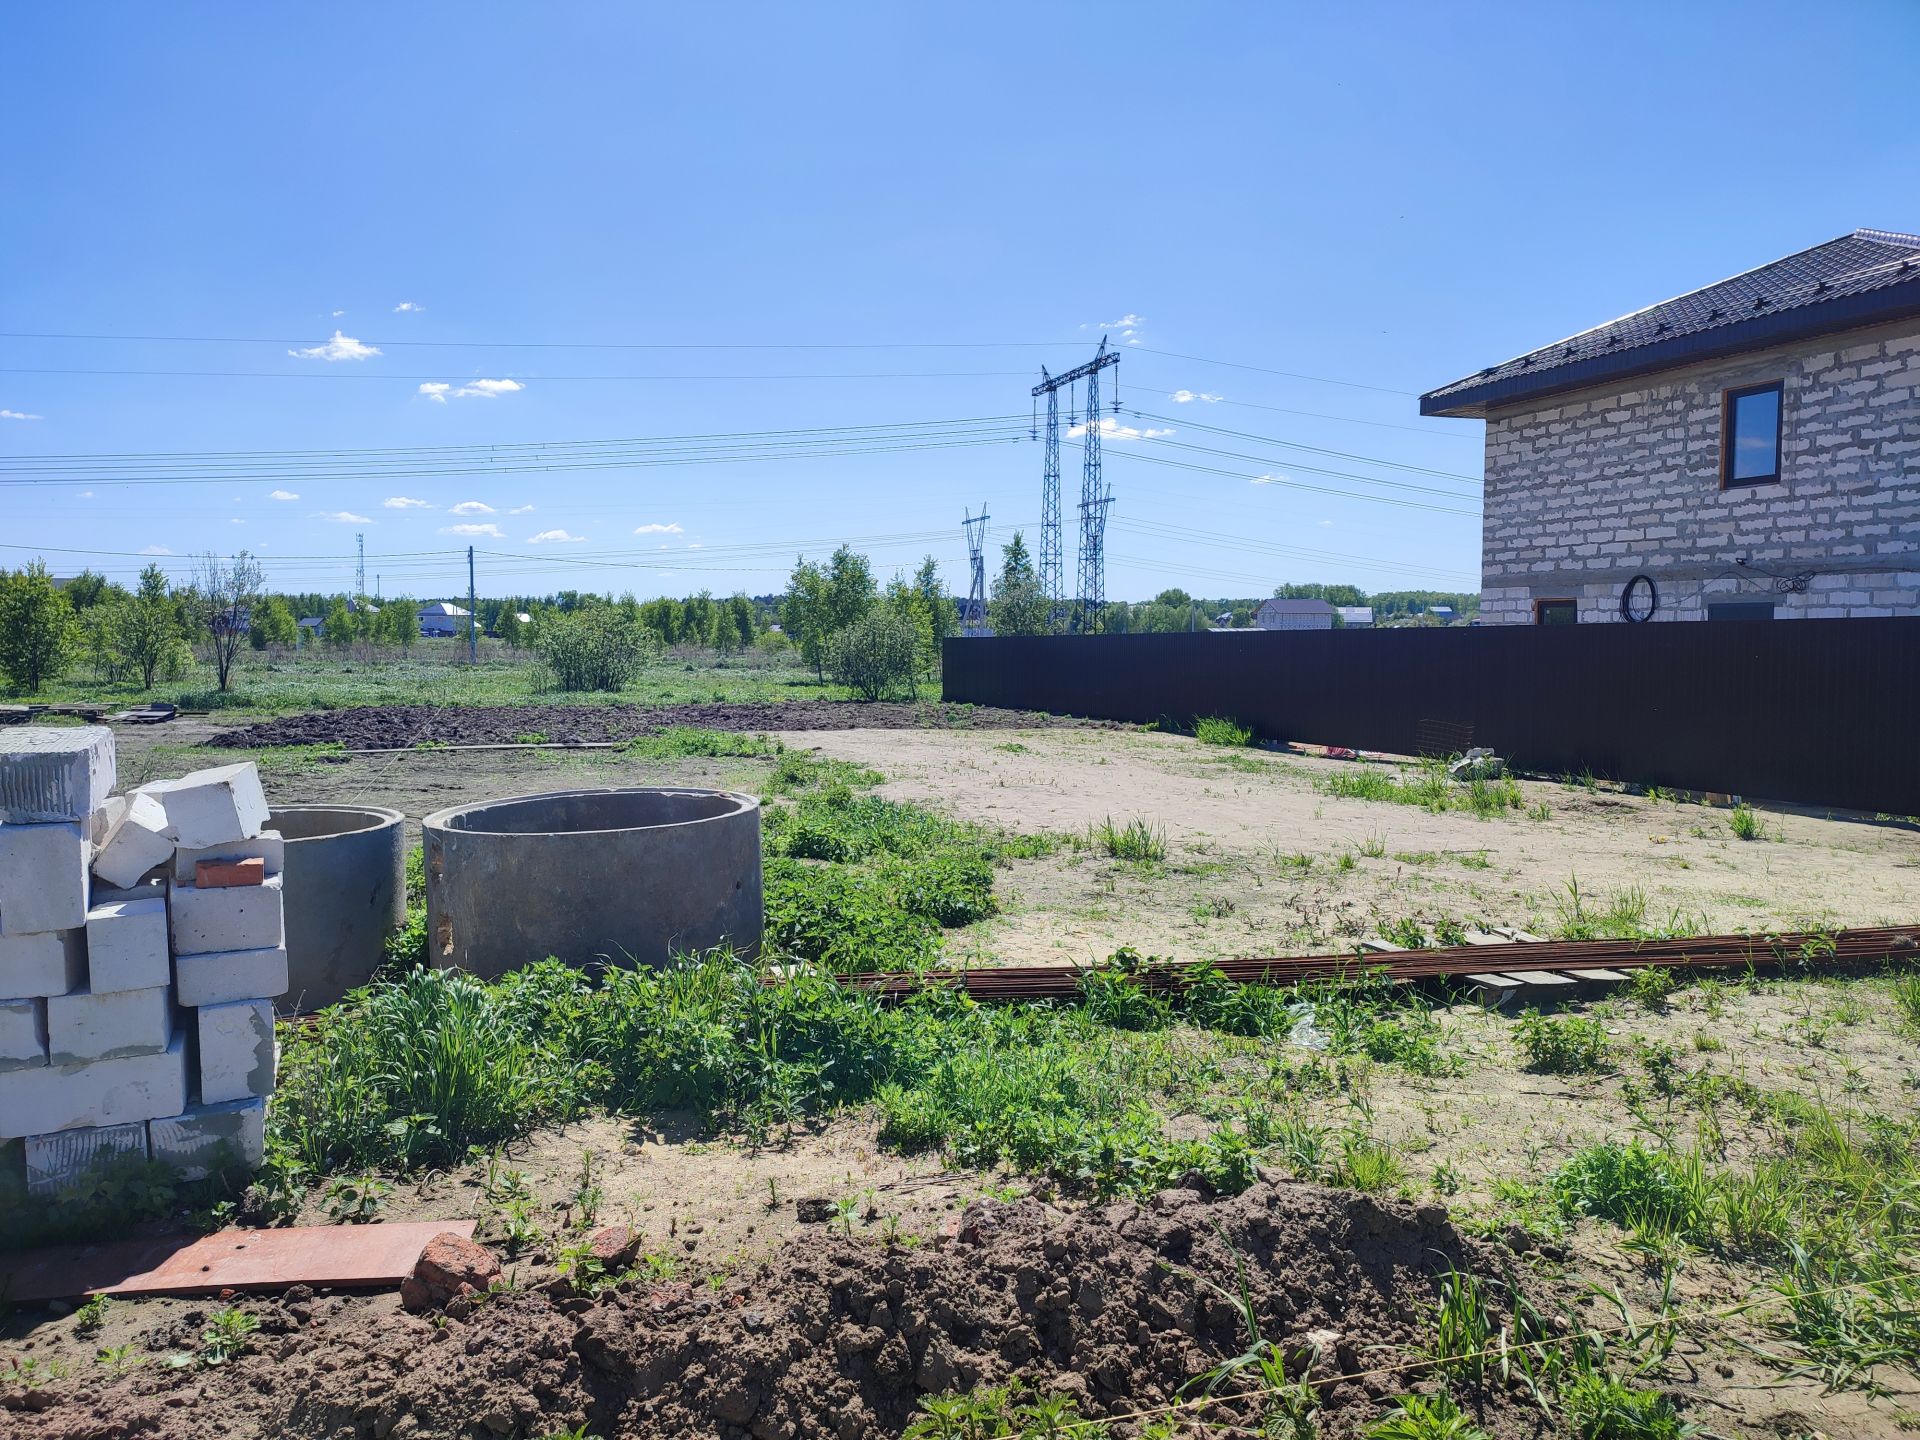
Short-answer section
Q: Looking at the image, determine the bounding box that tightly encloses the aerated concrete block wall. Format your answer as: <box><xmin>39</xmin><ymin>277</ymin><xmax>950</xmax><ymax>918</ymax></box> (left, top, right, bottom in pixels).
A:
<box><xmin>1480</xmin><ymin>318</ymin><xmax>1920</xmax><ymax>623</ymax></box>
<box><xmin>0</xmin><ymin>730</ymin><xmax>287</xmax><ymax>1197</ymax></box>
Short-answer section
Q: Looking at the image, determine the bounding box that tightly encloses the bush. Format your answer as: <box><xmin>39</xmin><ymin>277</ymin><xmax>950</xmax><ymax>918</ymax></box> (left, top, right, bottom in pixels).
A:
<box><xmin>827</xmin><ymin>609</ymin><xmax>920</xmax><ymax>701</ymax></box>
<box><xmin>1194</xmin><ymin>715</ymin><xmax>1253</xmax><ymax>747</ymax></box>
<box><xmin>1514</xmin><ymin>1010</ymin><xmax>1613</xmax><ymax>1073</ymax></box>
<box><xmin>1551</xmin><ymin>1141</ymin><xmax>1712</xmax><ymax>1242</ymax></box>
<box><xmin>762</xmin><ymin>859</ymin><xmax>942</xmax><ymax>971</ymax></box>
<box><xmin>534</xmin><ymin>607</ymin><xmax>655</xmax><ymax>691</ymax></box>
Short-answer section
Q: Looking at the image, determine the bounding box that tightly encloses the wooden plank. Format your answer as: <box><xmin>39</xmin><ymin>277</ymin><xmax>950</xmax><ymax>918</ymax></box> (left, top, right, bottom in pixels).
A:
<box><xmin>1461</xmin><ymin>930</ymin><xmax>1508</xmax><ymax>946</ymax></box>
<box><xmin>1463</xmin><ymin>972</ymin><xmax>1523</xmax><ymax>1008</ymax></box>
<box><xmin>1563</xmin><ymin>968</ymin><xmax>1631</xmax><ymax>982</ymax></box>
<box><xmin>1499</xmin><ymin>969</ymin><xmax>1578</xmax><ymax>990</ymax></box>
<box><xmin>0</xmin><ymin>1219</ymin><xmax>476</xmax><ymax>1302</ymax></box>
<box><xmin>1491</xmin><ymin>926</ymin><xmax>1549</xmax><ymax>944</ymax></box>
<box><xmin>1357</xmin><ymin>938</ymin><xmax>1407</xmax><ymax>954</ymax></box>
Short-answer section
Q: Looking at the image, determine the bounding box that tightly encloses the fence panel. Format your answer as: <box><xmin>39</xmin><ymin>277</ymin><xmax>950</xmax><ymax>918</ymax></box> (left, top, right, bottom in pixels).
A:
<box><xmin>942</xmin><ymin>618</ymin><xmax>1920</xmax><ymax>815</ymax></box>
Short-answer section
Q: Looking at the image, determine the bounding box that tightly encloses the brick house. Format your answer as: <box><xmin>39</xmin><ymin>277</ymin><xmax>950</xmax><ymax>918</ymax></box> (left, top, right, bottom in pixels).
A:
<box><xmin>1421</xmin><ymin>228</ymin><xmax>1920</xmax><ymax>624</ymax></box>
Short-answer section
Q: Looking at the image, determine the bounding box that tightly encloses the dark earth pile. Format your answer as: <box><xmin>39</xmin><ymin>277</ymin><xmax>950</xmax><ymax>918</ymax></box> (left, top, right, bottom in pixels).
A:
<box><xmin>6</xmin><ymin>1182</ymin><xmax>1551</xmax><ymax>1439</ymax></box>
<box><xmin>209</xmin><ymin>700</ymin><xmax>1111</xmax><ymax>750</ymax></box>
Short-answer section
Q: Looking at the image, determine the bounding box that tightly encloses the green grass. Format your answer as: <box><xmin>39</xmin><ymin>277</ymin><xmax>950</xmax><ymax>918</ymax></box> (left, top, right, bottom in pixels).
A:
<box><xmin>625</xmin><ymin>725</ymin><xmax>782</xmax><ymax>760</ymax></box>
<box><xmin>1728</xmin><ymin>802</ymin><xmax>1766</xmax><ymax>841</ymax></box>
<box><xmin>1193</xmin><ymin>715</ymin><xmax>1254</xmax><ymax>747</ymax></box>
<box><xmin>1092</xmin><ymin>815</ymin><xmax>1168</xmax><ymax>863</ymax></box>
<box><xmin>1515</xmin><ymin>1011</ymin><xmax>1614</xmax><ymax>1074</ymax></box>
<box><xmin>1320</xmin><ymin>757</ymin><xmax>1527</xmax><ymax>820</ymax></box>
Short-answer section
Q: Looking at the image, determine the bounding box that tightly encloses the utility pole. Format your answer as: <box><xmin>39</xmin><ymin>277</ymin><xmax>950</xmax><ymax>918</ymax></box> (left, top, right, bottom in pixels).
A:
<box><xmin>961</xmin><ymin>506</ymin><xmax>990</xmax><ymax>636</ymax></box>
<box><xmin>467</xmin><ymin>546</ymin><xmax>478</xmax><ymax>664</ymax></box>
<box><xmin>1033</xmin><ymin>338</ymin><xmax>1120</xmax><ymax>632</ymax></box>
<box><xmin>355</xmin><ymin>533</ymin><xmax>366</xmax><ymax>600</ymax></box>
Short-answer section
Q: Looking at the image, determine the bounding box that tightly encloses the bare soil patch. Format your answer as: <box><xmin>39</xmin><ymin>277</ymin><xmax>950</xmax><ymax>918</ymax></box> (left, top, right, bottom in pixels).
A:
<box><xmin>208</xmin><ymin>701</ymin><xmax>1114</xmax><ymax>751</ymax></box>
<box><xmin>5</xmin><ymin>1182</ymin><xmax>1551</xmax><ymax>1440</ymax></box>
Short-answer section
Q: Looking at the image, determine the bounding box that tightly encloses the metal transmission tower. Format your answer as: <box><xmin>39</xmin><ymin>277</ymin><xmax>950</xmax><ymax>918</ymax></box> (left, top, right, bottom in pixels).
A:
<box><xmin>1033</xmin><ymin>339</ymin><xmax>1120</xmax><ymax>631</ymax></box>
<box><xmin>355</xmin><ymin>533</ymin><xmax>366</xmax><ymax>599</ymax></box>
<box><xmin>961</xmin><ymin>506</ymin><xmax>991</xmax><ymax>636</ymax></box>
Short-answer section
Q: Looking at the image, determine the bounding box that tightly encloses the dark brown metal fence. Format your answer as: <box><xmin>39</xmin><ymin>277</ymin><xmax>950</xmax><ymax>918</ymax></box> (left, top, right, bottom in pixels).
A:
<box><xmin>942</xmin><ymin>618</ymin><xmax>1920</xmax><ymax>816</ymax></box>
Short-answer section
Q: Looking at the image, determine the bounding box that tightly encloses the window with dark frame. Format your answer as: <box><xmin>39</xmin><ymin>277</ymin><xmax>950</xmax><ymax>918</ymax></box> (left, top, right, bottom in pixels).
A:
<box><xmin>1534</xmin><ymin>598</ymin><xmax>1577</xmax><ymax>626</ymax></box>
<box><xmin>1722</xmin><ymin>381</ymin><xmax>1783</xmax><ymax>487</ymax></box>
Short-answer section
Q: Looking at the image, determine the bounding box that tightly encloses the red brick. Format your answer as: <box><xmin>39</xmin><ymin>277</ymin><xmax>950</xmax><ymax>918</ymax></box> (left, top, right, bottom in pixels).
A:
<box><xmin>194</xmin><ymin>856</ymin><xmax>266</xmax><ymax>889</ymax></box>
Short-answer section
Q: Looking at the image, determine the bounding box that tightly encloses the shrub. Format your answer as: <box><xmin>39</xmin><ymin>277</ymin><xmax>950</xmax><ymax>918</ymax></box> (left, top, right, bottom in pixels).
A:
<box><xmin>1194</xmin><ymin>715</ymin><xmax>1253</xmax><ymax>747</ymax></box>
<box><xmin>1728</xmin><ymin>802</ymin><xmax>1765</xmax><ymax>841</ymax></box>
<box><xmin>1514</xmin><ymin>1011</ymin><xmax>1613</xmax><ymax>1073</ymax></box>
<box><xmin>1550</xmin><ymin>1141</ymin><xmax>1712</xmax><ymax>1243</ymax></box>
<box><xmin>762</xmin><ymin>859</ymin><xmax>941</xmax><ymax>972</ymax></box>
<box><xmin>534</xmin><ymin>607</ymin><xmax>654</xmax><ymax>691</ymax></box>
<box><xmin>827</xmin><ymin>609</ymin><xmax>919</xmax><ymax>701</ymax></box>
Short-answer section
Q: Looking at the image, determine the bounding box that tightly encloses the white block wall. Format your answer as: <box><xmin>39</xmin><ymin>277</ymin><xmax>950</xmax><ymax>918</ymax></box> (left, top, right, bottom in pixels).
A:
<box><xmin>0</xmin><ymin>822</ymin><xmax>90</xmax><ymax>935</ymax></box>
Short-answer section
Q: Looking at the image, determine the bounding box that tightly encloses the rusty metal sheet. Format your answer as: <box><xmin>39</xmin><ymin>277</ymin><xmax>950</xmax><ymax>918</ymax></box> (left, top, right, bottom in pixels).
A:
<box><xmin>0</xmin><ymin>1219</ymin><xmax>477</xmax><ymax>1302</ymax></box>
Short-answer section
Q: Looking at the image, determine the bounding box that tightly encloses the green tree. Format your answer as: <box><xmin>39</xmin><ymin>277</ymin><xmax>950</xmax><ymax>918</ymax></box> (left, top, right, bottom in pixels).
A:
<box><xmin>783</xmin><ymin>558</ymin><xmax>833</xmax><ymax>681</ymax></box>
<box><xmin>914</xmin><ymin>555</ymin><xmax>953</xmax><ymax>654</ymax></box>
<box><xmin>828</xmin><ymin>608</ymin><xmax>919</xmax><ymax>701</ymax></box>
<box><xmin>62</xmin><ymin>570</ymin><xmax>111</xmax><ymax>612</ymax></box>
<box><xmin>0</xmin><ymin>560</ymin><xmax>79</xmax><ymax>692</ymax></box>
<box><xmin>249</xmin><ymin>594</ymin><xmax>298</xmax><ymax>650</ymax></box>
<box><xmin>110</xmin><ymin>564</ymin><xmax>187</xmax><ymax>689</ymax></box>
<box><xmin>323</xmin><ymin>597</ymin><xmax>354</xmax><ymax>648</ymax></box>
<box><xmin>496</xmin><ymin>606</ymin><xmax>525</xmax><ymax>649</ymax></box>
<box><xmin>823</xmin><ymin>545</ymin><xmax>876</xmax><ymax>637</ymax></box>
<box><xmin>884</xmin><ymin>573</ymin><xmax>937</xmax><ymax>680</ymax></box>
<box><xmin>378</xmin><ymin>598</ymin><xmax>419</xmax><ymax>650</ymax></box>
<box><xmin>988</xmin><ymin>532</ymin><xmax>1052</xmax><ymax>637</ymax></box>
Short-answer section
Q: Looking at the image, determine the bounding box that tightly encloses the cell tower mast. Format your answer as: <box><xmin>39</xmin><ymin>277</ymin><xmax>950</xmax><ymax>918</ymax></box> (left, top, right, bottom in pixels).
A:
<box><xmin>961</xmin><ymin>506</ymin><xmax>991</xmax><ymax>636</ymax></box>
<box><xmin>355</xmin><ymin>533</ymin><xmax>366</xmax><ymax>599</ymax></box>
<box><xmin>1032</xmin><ymin>338</ymin><xmax>1119</xmax><ymax>631</ymax></box>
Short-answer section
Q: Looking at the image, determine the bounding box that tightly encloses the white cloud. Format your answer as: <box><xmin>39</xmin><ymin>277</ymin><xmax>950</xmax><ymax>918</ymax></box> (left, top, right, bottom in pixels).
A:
<box><xmin>79</xmin><ymin>490</ymin><xmax>93</xmax><ymax>499</ymax></box>
<box><xmin>1066</xmin><ymin>418</ymin><xmax>1172</xmax><ymax>442</ymax></box>
<box><xmin>268</xmin><ymin>489</ymin><xmax>300</xmax><ymax>501</ymax></box>
<box><xmin>633</xmin><ymin>522</ymin><xmax>684</xmax><ymax>535</ymax></box>
<box><xmin>420</xmin><ymin>377</ymin><xmax>524</xmax><ymax>401</ymax></box>
<box><xmin>687</xmin><ymin>542</ymin><xmax>704</xmax><ymax>550</ymax></box>
<box><xmin>392</xmin><ymin>301</ymin><xmax>424</xmax><ymax>313</ymax></box>
<box><xmin>1318</xmin><ymin>519</ymin><xmax>1334</xmax><ymax>527</ymax></box>
<box><xmin>330</xmin><ymin>309</ymin><xmax>345</xmax><ymax>317</ymax></box>
<box><xmin>441</xmin><ymin>522</ymin><xmax>504</xmax><ymax>538</ymax></box>
<box><xmin>527</xmin><ymin>529</ymin><xmax>585</xmax><ymax>544</ymax></box>
<box><xmin>1250</xmin><ymin>474</ymin><xmax>1289</xmax><ymax>487</ymax></box>
<box><xmin>0</xmin><ymin>408</ymin><xmax>43</xmax><ymax>421</ymax></box>
<box><xmin>318</xmin><ymin>510</ymin><xmax>373</xmax><ymax>524</ymax></box>
<box><xmin>230</xmin><ymin>518</ymin><xmax>245</xmax><ymax>525</ymax></box>
<box><xmin>450</xmin><ymin>500</ymin><xmax>495</xmax><ymax>515</ymax></box>
<box><xmin>383</xmin><ymin>496</ymin><xmax>431</xmax><ymax>509</ymax></box>
<box><xmin>289</xmin><ymin>331</ymin><xmax>381</xmax><ymax>362</ymax></box>
<box><xmin>507</xmin><ymin>504</ymin><xmax>535</xmax><ymax>515</ymax></box>
<box><xmin>139</xmin><ymin>545</ymin><xmax>173</xmax><ymax>555</ymax></box>
<box><xmin>1170</xmin><ymin>389</ymin><xmax>1222</xmax><ymax>404</ymax></box>
<box><xmin>1101</xmin><ymin>313</ymin><xmax>1144</xmax><ymax>330</ymax></box>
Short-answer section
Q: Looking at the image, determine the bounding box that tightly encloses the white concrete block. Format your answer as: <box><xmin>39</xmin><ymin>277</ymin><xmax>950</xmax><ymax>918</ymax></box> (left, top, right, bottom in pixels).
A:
<box><xmin>0</xmin><ymin>821</ymin><xmax>89</xmax><ymax>935</ymax></box>
<box><xmin>85</xmin><ymin>895</ymin><xmax>171</xmax><ymax>993</ymax></box>
<box><xmin>0</xmin><ymin>726</ymin><xmax>115</xmax><ymax>823</ymax></box>
<box><xmin>172</xmin><ymin>830</ymin><xmax>284</xmax><ymax>885</ymax></box>
<box><xmin>47</xmin><ymin>984</ymin><xmax>173</xmax><ymax>1065</ymax></box>
<box><xmin>89</xmin><ymin>794</ymin><xmax>128</xmax><ymax>849</ymax></box>
<box><xmin>0</xmin><ymin>928</ymin><xmax>86</xmax><ymax>999</ymax></box>
<box><xmin>149</xmin><ymin>1098</ymin><xmax>264</xmax><ymax>1180</ymax></box>
<box><xmin>91</xmin><ymin>790</ymin><xmax>175</xmax><ymax>889</ymax></box>
<box><xmin>0</xmin><ymin>997</ymin><xmax>47</xmax><ymax>1071</ymax></box>
<box><xmin>25</xmin><ymin>1121</ymin><xmax>149</xmax><ymax>1197</ymax></box>
<box><xmin>169</xmin><ymin>873</ymin><xmax>283</xmax><ymax>956</ymax></box>
<box><xmin>174</xmin><ymin>944</ymin><xmax>289</xmax><ymax>1007</ymax></box>
<box><xmin>0</xmin><ymin>1029</ymin><xmax>188</xmax><ymax>1140</ymax></box>
<box><xmin>197</xmin><ymin>998</ymin><xmax>275</xmax><ymax>1104</ymax></box>
<box><xmin>136</xmin><ymin>763</ymin><xmax>269</xmax><ymax>849</ymax></box>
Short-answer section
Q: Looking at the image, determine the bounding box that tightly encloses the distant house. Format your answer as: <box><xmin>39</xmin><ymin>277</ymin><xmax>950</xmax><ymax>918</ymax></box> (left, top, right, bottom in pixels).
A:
<box><xmin>417</xmin><ymin>601</ymin><xmax>471</xmax><ymax>638</ymax></box>
<box><xmin>1253</xmin><ymin>598</ymin><xmax>1335</xmax><ymax>631</ymax></box>
<box><xmin>297</xmin><ymin>616</ymin><xmax>324</xmax><ymax>636</ymax></box>
<box><xmin>1422</xmin><ymin>227</ymin><xmax>1920</xmax><ymax>624</ymax></box>
<box><xmin>1428</xmin><ymin>605</ymin><xmax>1456</xmax><ymax>624</ymax></box>
<box><xmin>1334</xmin><ymin>605</ymin><xmax>1373</xmax><ymax>629</ymax></box>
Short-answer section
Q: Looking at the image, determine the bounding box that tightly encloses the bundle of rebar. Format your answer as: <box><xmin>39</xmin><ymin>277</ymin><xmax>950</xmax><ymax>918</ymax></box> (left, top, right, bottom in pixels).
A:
<box><xmin>835</xmin><ymin>925</ymin><xmax>1920</xmax><ymax>1003</ymax></box>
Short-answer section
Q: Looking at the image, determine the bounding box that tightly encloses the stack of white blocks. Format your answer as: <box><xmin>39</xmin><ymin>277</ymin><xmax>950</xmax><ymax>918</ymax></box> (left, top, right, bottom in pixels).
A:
<box><xmin>0</xmin><ymin>727</ymin><xmax>288</xmax><ymax>1197</ymax></box>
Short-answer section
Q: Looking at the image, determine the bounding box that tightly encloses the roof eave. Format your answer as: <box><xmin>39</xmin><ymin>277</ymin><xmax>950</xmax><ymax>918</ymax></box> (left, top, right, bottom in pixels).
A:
<box><xmin>1419</xmin><ymin>281</ymin><xmax>1920</xmax><ymax>419</ymax></box>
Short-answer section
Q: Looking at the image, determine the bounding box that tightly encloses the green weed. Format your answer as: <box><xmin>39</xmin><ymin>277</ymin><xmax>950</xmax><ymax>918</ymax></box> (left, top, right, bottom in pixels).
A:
<box><xmin>1093</xmin><ymin>815</ymin><xmax>1168</xmax><ymax>863</ymax></box>
<box><xmin>1194</xmin><ymin>715</ymin><xmax>1254</xmax><ymax>747</ymax></box>
<box><xmin>1514</xmin><ymin>1012</ymin><xmax>1613</xmax><ymax>1074</ymax></box>
<box><xmin>1728</xmin><ymin>803</ymin><xmax>1765</xmax><ymax>841</ymax></box>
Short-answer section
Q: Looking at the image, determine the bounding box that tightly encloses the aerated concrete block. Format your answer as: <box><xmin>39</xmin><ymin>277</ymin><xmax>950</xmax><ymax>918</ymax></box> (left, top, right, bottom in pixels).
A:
<box><xmin>0</xmin><ymin>997</ymin><xmax>48</xmax><ymax>1071</ymax></box>
<box><xmin>172</xmin><ymin>830</ymin><xmax>283</xmax><ymax>886</ymax></box>
<box><xmin>169</xmin><ymin>874</ymin><xmax>283</xmax><ymax>956</ymax></box>
<box><xmin>174</xmin><ymin>944</ymin><xmax>289</xmax><ymax>1007</ymax></box>
<box><xmin>0</xmin><ymin>726</ymin><xmax>115</xmax><ymax>824</ymax></box>
<box><xmin>0</xmin><ymin>928</ymin><xmax>86</xmax><ymax>999</ymax></box>
<box><xmin>48</xmin><ymin>984</ymin><xmax>173</xmax><ymax>1065</ymax></box>
<box><xmin>196</xmin><ymin>998</ymin><xmax>275</xmax><ymax>1104</ymax></box>
<box><xmin>86</xmin><ymin>894</ymin><xmax>170</xmax><ymax>993</ymax></box>
<box><xmin>149</xmin><ymin>1098</ymin><xmax>264</xmax><ymax>1180</ymax></box>
<box><xmin>136</xmin><ymin>763</ymin><xmax>269</xmax><ymax>849</ymax></box>
<box><xmin>0</xmin><ymin>1029</ymin><xmax>187</xmax><ymax>1140</ymax></box>
<box><xmin>25</xmin><ymin>1121</ymin><xmax>149</xmax><ymax>1197</ymax></box>
<box><xmin>0</xmin><ymin>821</ymin><xmax>89</xmax><ymax>935</ymax></box>
<box><xmin>91</xmin><ymin>790</ymin><xmax>175</xmax><ymax>889</ymax></box>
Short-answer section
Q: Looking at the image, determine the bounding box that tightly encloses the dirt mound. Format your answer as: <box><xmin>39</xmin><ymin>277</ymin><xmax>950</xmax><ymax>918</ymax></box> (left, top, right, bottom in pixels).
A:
<box><xmin>7</xmin><ymin>1182</ymin><xmax>1552</xmax><ymax>1439</ymax></box>
<box><xmin>209</xmin><ymin>700</ymin><xmax>1108</xmax><ymax>750</ymax></box>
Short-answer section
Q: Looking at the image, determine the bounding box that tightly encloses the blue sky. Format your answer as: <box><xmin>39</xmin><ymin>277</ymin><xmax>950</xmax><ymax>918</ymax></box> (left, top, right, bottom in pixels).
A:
<box><xmin>4</xmin><ymin>3</ymin><xmax>1915</xmax><ymax>604</ymax></box>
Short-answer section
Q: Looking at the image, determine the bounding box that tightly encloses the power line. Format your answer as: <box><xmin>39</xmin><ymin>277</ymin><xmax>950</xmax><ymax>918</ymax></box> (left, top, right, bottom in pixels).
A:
<box><xmin>1127</xmin><ymin>346</ymin><xmax>1416</xmax><ymax>396</ymax></box>
<box><xmin>1129</xmin><ymin>411</ymin><xmax>1481</xmax><ymax>484</ymax></box>
<box><xmin>0</xmin><ymin>365</ymin><xmax>1032</xmax><ymax>383</ymax></box>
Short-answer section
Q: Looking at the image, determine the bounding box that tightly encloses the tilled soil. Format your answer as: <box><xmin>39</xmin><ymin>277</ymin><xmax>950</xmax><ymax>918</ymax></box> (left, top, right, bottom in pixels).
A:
<box><xmin>7</xmin><ymin>1182</ymin><xmax>1554</xmax><ymax>1440</ymax></box>
<box><xmin>209</xmin><ymin>701</ymin><xmax>1112</xmax><ymax>751</ymax></box>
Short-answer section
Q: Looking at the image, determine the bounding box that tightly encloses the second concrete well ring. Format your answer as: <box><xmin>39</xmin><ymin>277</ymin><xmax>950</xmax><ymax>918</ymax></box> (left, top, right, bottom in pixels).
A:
<box><xmin>422</xmin><ymin>787</ymin><xmax>762</xmax><ymax>978</ymax></box>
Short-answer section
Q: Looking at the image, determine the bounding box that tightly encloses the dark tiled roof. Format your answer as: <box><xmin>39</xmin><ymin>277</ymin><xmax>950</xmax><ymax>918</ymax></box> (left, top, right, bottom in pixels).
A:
<box><xmin>1258</xmin><ymin>598</ymin><xmax>1335</xmax><ymax>615</ymax></box>
<box><xmin>1422</xmin><ymin>229</ymin><xmax>1920</xmax><ymax>417</ymax></box>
